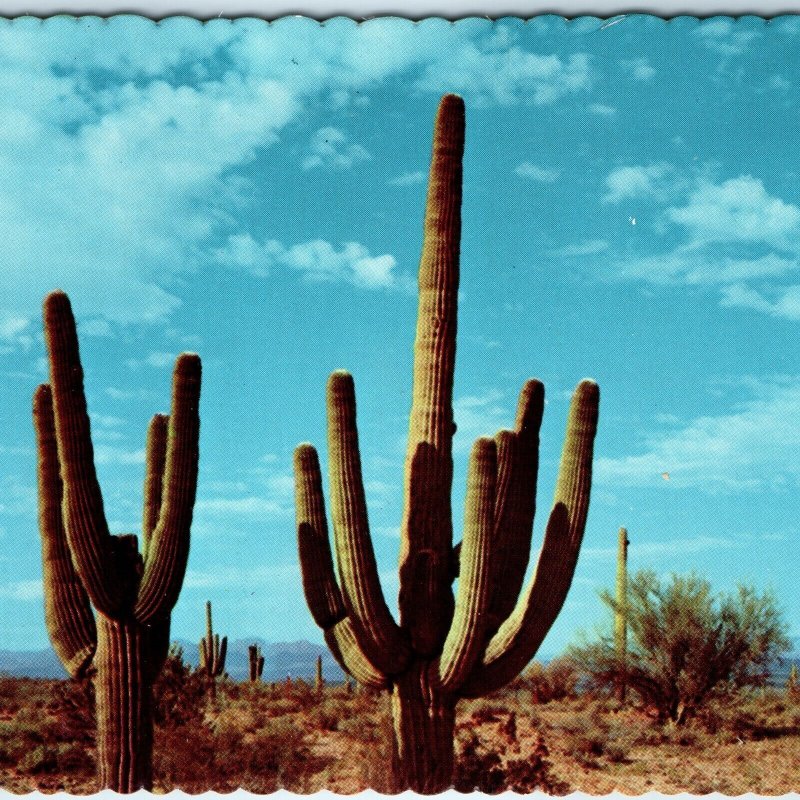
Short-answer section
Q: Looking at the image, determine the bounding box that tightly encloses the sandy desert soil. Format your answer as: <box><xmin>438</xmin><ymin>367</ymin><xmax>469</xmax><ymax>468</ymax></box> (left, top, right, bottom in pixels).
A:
<box><xmin>1</xmin><ymin>676</ymin><xmax>798</xmax><ymax>794</ymax></box>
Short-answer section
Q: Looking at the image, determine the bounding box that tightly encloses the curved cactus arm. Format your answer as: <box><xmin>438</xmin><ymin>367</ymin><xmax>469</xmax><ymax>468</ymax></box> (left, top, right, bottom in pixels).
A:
<box><xmin>295</xmin><ymin>444</ymin><xmax>348</xmax><ymax>628</ymax></box>
<box><xmin>142</xmin><ymin>414</ymin><xmax>168</xmax><ymax>560</ymax></box>
<box><xmin>34</xmin><ymin>383</ymin><xmax>97</xmax><ymax>678</ymax></box>
<box><xmin>199</xmin><ymin>637</ymin><xmax>209</xmax><ymax>672</ymax></box>
<box><xmin>327</xmin><ymin>371</ymin><xmax>411</xmax><ymax>675</ymax></box>
<box><xmin>294</xmin><ymin>442</ymin><xmax>389</xmax><ymax>687</ymax></box>
<box><xmin>217</xmin><ymin>635</ymin><xmax>228</xmax><ymax>676</ymax></box>
<box><xmin>459</xmin><ymin>380</ymin><xmax>600</xmax><ymax>697</ymax></box>
<box><xmin>43</xmin><ymin>291</ymin><xmax>123</xmax><ymax>617</ymax></box>
<box><xmin>484</xmin><ymin>380</ymin><xmax>545</xmax><ymax>637</ymax></box>
<box><xmin>325</xmin><ymin>618</ymin><xmax>389</xmax><ymax>689</ymax></box>
<box><xmin>212</xmin><ymin>633</ymin><xmax>221</xmax><ymax>672</ymax></box>
<box><xmin>438</xmin><ymin>437</ymin><xmax>497</xmax><ymax>691</ymax></box>
<box><xmin>134</xmin><ymin>354</ymin><xmax>201</xmax><ymax>623</ymax></box>
<box><xmin>399</xmin><ymin>94</ymin><xmax>464</xmax><ymax>654</ymax></box>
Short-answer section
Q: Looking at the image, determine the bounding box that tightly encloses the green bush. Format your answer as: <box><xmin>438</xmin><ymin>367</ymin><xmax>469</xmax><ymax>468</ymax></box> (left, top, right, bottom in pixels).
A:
<box><xmin>570</xmin><ymin>571</ymin><xmax>791</xmax><ymax>724</ymax></box>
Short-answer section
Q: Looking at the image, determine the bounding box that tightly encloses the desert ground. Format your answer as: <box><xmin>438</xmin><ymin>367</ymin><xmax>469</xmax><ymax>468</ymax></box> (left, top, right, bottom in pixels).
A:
<box><xmin>1</xmin><ymin>659</ymin><xmax>799</xmax><ymax>794</ymax></box>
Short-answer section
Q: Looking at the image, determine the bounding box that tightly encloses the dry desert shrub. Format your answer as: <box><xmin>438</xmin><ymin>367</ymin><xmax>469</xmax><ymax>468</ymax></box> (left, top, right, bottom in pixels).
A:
<box><xmin>526</xmin><ymin>659</ymin><xmax>580</xmax><ymax>704</ymax></box>
<box><xmin>453</xmin><ymin>725</ymin><xmax>569</xmax><ymax>794</ymax></box>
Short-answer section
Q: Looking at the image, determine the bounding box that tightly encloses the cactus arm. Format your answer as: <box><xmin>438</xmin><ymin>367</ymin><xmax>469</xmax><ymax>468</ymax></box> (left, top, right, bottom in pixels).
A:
<box><xmin>199</xmin><ymin>637</ymin><xmax>209</xmax><ymax>671</ymax></box>
<box><xmin>327</xmin><ymin>371</ymin><xmax>410</xmax><ymax>674</ymax></box>
<box><xmin>217</xmin><ymin>635</ymin><xmax>228</xmax><ymax>676</ymax></box>
<box><xmin>294</xmin><ymin>444</ymin><xmax>348</xmax><ymax>628</ymax></box>
<box><xmin>484</xmin><ymin>380</ymin><xmax>545</xmax><ymax>636</ymax></box>
<box><xmin>615</xmin><ymin>526</ymin><xmax>629</xmax><ymax>702</ymax></box>
<box><xmin>398</xmin><ymin>94</ymin><xmax>464</xmax><ymax>655</ymax></box>
<box><xmin>294</xmin><ymin>441</ymin><xmax>389</xmax><ymax>686</ymax></box>
<box><xmin>212</xmin><ymin>633</ymin><xmax>220</xmax><ymax>672</ymax></box>
<box><xmin>438</xmin><ymin>437</ymin><xmax>497</xmax><ymax>691</ymax></box>
<box><xmin>34</xmin><ymin>383</ymin><xmax>97</xmax><ymax>678</ymax></box>
<box><xmin>42</xmin><ymin>291</ymin><xmax>123</xmax><ymax>617</ymax></box>
<box><xmin>325</xmin><ymin>618</ymin><xmax>389</xmax><ymax>689</ymax></box>
<box><xmin>142</xmin><ymin>414</ymin><xmax>168</xmax><ymax>560</ymax></box>
<box><xmin>141</xmin><ymin>413</ymin><xmax>171</xmax><ymax>680</ymax></box>
<box><xmin>459</xmin><ymin>380</ymin><xmax>600</xmax><ymax>697</ymax></box>
<box><xmin>134</xmin><ymin>354</ymin><xmax>201</xmax><ymax>623</ymax></box>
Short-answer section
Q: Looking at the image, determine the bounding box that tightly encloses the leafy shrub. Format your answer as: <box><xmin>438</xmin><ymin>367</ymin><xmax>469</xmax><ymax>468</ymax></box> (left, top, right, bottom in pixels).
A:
<box><xmin>570</xmin><ymin>571</ymin><xmax>791</xmax><ymax>724</ymax></box>
<box><xmin>152</xmin><ymin>645</ymin><xmax>206</xmax><ymax>727</ymax></box>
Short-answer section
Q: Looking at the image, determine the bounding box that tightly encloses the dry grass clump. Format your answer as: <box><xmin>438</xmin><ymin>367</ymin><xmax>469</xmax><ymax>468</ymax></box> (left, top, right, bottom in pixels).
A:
<box><xmin>525</xmin><ymin>659</ymin><xmax>580</xmax><ymax>704</ymax></box>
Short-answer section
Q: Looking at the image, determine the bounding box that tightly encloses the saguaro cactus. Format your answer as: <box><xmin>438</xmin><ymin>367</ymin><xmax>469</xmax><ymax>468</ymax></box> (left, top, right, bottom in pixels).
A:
<box><xmin>315</xmin><ymin>654</ymin><xmax>324</xmax><ymax>693</ymax></box>
<box><xmin>294</xmin><ymin>95</ymin><xmax>600</xmax><ymax>792</ymax></box>
<box><xmin>35</xmin><ymin>290</ymin><xmax>201</xmax><ymax>792</ymax></box>
<box><xmin>199</xmin><ymin>600</ymin><xmax>227</xmax><ymax>697</ymax></box>
<box><xmin>248</xmin><ymin>644</ymin><xmax>265</xmax><ymax>682</ymax></box>
<box><xmin>615</xmin><ymin>527</ymin><xmax>629</xmax><ymax>703</ymax></box>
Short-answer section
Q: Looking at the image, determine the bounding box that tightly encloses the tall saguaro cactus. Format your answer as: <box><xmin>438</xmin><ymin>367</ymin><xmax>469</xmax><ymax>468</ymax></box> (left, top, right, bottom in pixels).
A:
<box><xmin>35</xmin><ymin>290</ymin><xmax>201</xmax><ymax>792</ymax></box>
<box><xmin>315</xmin><ymin>654</ymin><xmax>324</xmax><ymax>693</ymax></box>
<box><xmin>615</xmin><ymin>527</ymin><xmax>629</xmax><ymax>703</ymax></box>
<box><xmin>199</xmin><ymin>600</ymin><xmax>227</xmax><ymax>697</ymax></box>
<box><xmin>248</xmin><ymin>644</ymin><xmax>265</xmax><ymax>682</ymax></box>
<box><xmin>294</xmin><ymin>95</ymin><xmax>600</xmax><ymax>793</ymax></box>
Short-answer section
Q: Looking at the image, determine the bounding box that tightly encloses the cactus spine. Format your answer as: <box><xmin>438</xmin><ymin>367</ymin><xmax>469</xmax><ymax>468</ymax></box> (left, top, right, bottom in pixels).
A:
<box><xmin>36</xmin><ymin>291</ymin><xmax>201</xmax><ymax>792</ymax></box>
<box><xmin>294</xmin><ymin>95</ymin><xmax>600</xmax><ymax>793</ymax></box>
<box><xmin>199</xmin><ymin>600</ymin><xmax>227</xmax><ymax>697</ymax></box>
<box><xmin>248</xmin><ymin>644</ymin><xmax>265</xmax><ymax>682</ymax></box>
<box><xmin>615</xmin><ymin>527</ymin><xmax>629</xmax><ymax>703</ymax></box>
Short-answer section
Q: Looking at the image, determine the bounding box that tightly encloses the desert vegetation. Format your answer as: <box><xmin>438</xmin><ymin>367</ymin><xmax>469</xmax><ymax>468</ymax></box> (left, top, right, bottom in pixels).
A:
<box><xmin>294</xmin><ymin>92</ymin><xmax>599</xmax><ymax>793</ymax></box>
<box><xmin>2</xmin><ymin>647</ymin><xmax>800</xmax><ymax>794</ymax></box>
<box><xmin>34</xmin><ymin>292</ymin><xmax>201</xmax><ymax>792</ymax></box>
<box><xmin>2</xmin><ymin>89</ymin><xmax>796</xmax><ymax>795</ymax></box>
<box><xmin>570</xmin><ymin>570</ymin><xmax>790</xmax><ymax>725</ymax></box>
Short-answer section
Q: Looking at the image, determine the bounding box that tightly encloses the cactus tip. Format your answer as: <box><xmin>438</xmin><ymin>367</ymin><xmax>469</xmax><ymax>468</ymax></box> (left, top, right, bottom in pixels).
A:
<box><xmin>42</xmin><ymin>289</ymin><xmax>73</xmax><ymax>326</ymax></box>
<box><xmin>327</xmin><ymin>369</ymin><xmax>355</xmax><ymax>394</ymax></box>
<box><xmin>43</xmin><ymin>288</ymin><xmax>69</xmax><ymax>307</ymax></box>
<box><xmin>576</xmin><ymin>378</ymin><xmax>600</xmax><ymax>396</ymax></box>
<box><xmin>439</xmin><ymin>93</ymin><xmax>465</xmax><ymax>111</ymax></box>
<box><xmin>294</xmin><ymin>442</ymin><xmax>318</xmax><ymax>463</ymax></box>
<box><xmin>33</xmin><ymin>383</ymin><xmax>51</xmax><ymax>405</ymax></box>
<box><xmin>175</xmin><ymin>351</ymin><xmax>201</xmax><ymax>373</ymax></box>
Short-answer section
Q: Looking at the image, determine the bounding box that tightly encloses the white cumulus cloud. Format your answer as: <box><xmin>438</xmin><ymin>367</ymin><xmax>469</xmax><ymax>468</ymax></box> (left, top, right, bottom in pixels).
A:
<box><xmin>515</xmin><ymin>162</ymin><xmax>561</xmax><ymax>182</ymax></box>
<box><xmin>215</xmin><ymin>235</ymin><xmax>408</xmax><ymax>291</ymax></box>
<box><xmin>302</xmin><ymin>127</ymin><xmax>371</xmax><ymax>171</ymax></box>
<box><xmin>596</xmin><ymin>378</ymin><xmax>800</xmax><ymax>491</ymax></box>
<box><xmin>602</xmin><ymin>162</ymin><xmax>678</xmax><ymax>204</ymax></box>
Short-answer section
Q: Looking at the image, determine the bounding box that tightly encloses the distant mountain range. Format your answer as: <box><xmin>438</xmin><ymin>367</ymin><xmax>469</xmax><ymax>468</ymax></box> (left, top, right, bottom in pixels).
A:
<box><xmin>4</xmin><ymin>637</ymin><xmax>799</xmax><ymax>684</ymax></box>
<box><xmin>0</xmin><ymin>639</ymin><xmax>346</xmax><ymax>683</ymax></box>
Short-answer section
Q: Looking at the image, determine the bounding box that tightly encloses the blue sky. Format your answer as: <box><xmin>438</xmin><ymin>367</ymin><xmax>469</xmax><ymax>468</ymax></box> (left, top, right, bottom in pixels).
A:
<box><xmin>1</xmin><ymin>15</ymin><xmax>799</xmax><ymax>660</ymax></box>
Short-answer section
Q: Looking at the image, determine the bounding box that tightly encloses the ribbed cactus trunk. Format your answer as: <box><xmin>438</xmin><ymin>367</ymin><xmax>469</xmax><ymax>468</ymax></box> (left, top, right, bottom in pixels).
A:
<box><xmin>248</xmin><ymin>645</ymin><xmax>265</xmax><ymax>682</ymax></box>
<box><xmin>199</xmin><ymin>600</ymin><xmax>227</xmax><ymax>699</ymax></box>
<box><xmin>615</xmin><ymin>527</ymin><xmax>629</xmax><ymax>703</ymax></box>
<box><xmin>294</xmin><ymin>95</ymin><xmax>600</xmax><ymax>793</ymax></box>
<box><xmin>95</xmin><ymin>615</ymin><xmax>153</xmax><ymax>793</ymax></box>
<box><xmin>391</xmin><ymin>662</ymin><xmax>456</xmax><ymax>793</ymax></box>
<box><xmin>35</xmin><ymin>291</ymin><xmax>201</xmax><ymax>793</ymax></box>
<box><xmin>315</xmin><ymin>655</ymin><xmax>324</xmax><ymax>693</ymax></box>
